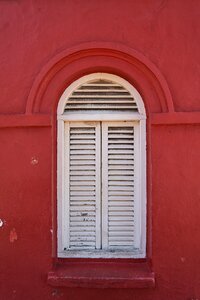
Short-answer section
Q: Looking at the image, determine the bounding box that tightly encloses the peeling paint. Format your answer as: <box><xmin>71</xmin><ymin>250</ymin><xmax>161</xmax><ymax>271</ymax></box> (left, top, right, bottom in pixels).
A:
<box><xmin>180</xmin><ymin>257</ymin><xmax>186</xmax><ymax>263</ymax></box>
<box><xmin>0</xmin><ymin>218</ymin><xmax>4</xmax><ymax>227</ymax></box>
<box><xmin>30</xmin><ymin>156</ymin><xmax>39</xmax><ymax>165</ymax></box>
<box><xmin>9</xmin><ymin>228</ymin><xmax>18</xmax><ymax>243</ymax></box>
<box><xmin>51</xmin><ymin>289</ymin><xmax>63</xmax><ymax>298</ymax></box>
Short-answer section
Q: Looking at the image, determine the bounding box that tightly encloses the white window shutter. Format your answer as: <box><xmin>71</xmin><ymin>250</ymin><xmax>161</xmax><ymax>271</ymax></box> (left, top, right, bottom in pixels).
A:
<box><xmin>57</xmin><ymin>74</ymin><xmax>146</xmax><ymax>258</ymax></box>
<box><xmin>102</xmin><ymin>122</ymin><xmax>137</xmax><ymax>250</ymax></box>
<box><xmin>65</xmin><ymin>122</ymin><xmax>101</xmax><ymax>250</ymax></box>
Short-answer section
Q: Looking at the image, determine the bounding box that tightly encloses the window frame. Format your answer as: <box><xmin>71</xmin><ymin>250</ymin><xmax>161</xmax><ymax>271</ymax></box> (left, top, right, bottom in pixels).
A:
<box><xmin>57</xmin><ymin>73</ymin><xmax>147</xmax><ymax>258</ymax></box>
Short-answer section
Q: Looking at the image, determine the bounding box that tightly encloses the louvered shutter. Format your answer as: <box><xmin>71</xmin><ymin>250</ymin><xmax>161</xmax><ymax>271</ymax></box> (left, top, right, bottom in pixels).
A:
<box><xmin>102</xmin><ymin>122</ymin><xmax>138</xmax><ymax>250</ymax></box>
<box><xmin>65</xmin><ymin>122</ymin><xmax>101</xmax><ymax>250</ymax></box>
<box><xmin>64</xmin><ymin>79</ymin><xmax>138</xmax><ymax>112</ymax></box>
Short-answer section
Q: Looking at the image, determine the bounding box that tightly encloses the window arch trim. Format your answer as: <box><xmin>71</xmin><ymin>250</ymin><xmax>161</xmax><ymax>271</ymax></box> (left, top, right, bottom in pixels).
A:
<box><xmin>26</xmin><ymin>42</ymin><xmax>174</xmax><ymax>114</ymax></box>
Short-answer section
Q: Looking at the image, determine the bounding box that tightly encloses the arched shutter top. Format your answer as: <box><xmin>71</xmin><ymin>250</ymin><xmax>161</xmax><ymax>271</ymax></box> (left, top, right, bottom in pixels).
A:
<box><xmin>64</xmin><ymin>79</ymin><xmax>139</xmax><ymax>113</ymax></box>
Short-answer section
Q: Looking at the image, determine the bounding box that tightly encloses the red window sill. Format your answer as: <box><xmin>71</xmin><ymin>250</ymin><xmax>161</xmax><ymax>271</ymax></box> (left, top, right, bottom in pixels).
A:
<box><xmin>47</xmin><ymin>261</ymin><xmax>155</xmax><ymax>289</ymax></box>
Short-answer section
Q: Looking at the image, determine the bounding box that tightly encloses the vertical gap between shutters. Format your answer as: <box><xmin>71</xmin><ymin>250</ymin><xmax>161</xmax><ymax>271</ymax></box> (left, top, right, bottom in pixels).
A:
<box><xmin>100</xmin><ymin>122</ymin><xmax>102</xmax><ymax>249</ymax></box>
<box><xmin>95</xmin><ymin>122</ymin><xmax>101</xmax><ymax>249</ymax></box>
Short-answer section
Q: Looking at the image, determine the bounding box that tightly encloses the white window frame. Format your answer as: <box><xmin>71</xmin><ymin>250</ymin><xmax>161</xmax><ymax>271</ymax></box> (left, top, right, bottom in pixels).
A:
<box><xmin>57</xmin><ymin>73</ymin><xmax>146</xmax><ymax>258</ymax></box>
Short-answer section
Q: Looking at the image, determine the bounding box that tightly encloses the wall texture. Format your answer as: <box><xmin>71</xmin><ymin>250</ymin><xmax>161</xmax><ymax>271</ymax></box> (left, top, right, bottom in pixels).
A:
<box><xmin>0</xmin><ymin>1</ymin><xmax>200</xmax><ymax>299</ymax></box>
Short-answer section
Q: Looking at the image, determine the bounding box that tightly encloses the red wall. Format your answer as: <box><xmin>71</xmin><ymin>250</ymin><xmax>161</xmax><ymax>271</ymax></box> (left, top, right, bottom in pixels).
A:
<box><xmin>0</xmin><ymin>1</ymin><xmax>200</xmax><ymax>299</ymax></box>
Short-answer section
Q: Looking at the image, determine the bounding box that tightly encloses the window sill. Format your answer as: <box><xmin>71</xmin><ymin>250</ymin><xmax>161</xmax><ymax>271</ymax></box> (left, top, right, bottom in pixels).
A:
<box><xmin>47</xmin><ymin>261</ymin><xmax>155</xmax><ymax>289</ymax></box>
<box><xmin>58</xmin><ymin>249</ymin><xmax>145</xmax><ymax>258</ymax></box>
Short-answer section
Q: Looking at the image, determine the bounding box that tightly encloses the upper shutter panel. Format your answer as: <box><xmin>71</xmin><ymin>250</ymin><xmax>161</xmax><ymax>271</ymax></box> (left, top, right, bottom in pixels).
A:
<box><xmin>66</xmin><ymin>122</ymin><xmax>101</xmax><ymax>250</ymax></box>
<box><xmin>64</xmin><ymin>79</ymin><xmax>138</xmax><ymax>113</ymax></box>
<box><xmin>102</xmin><ymin>122</ymin><xmax>136</xmax><ymax>250</ymax></box>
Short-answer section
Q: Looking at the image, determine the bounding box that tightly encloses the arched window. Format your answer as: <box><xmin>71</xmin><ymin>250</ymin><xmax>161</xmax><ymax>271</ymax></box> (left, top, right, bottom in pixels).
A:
<box><xmin>57</xmin><ymin>73</ymin><xmax>146</xmax><ymax>258</ymax></box>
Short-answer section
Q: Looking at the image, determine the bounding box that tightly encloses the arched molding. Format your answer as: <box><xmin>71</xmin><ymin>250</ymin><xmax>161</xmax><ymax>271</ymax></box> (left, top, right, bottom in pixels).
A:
<box><xmin>26</xmin><ymin>42</ymin><xmax>174</xmax><ymax>115</ymax></box>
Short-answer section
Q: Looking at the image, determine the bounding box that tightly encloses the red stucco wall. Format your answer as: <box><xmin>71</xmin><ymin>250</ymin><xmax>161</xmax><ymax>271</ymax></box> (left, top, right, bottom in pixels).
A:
<box><xmin>0</xmin><ymin>1</ymin><xmax>200</xmax><ymax>299</ymax></box>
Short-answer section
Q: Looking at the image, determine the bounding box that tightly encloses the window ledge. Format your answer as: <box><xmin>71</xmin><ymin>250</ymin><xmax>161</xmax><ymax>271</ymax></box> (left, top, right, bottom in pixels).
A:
<box><xmin>47</xmin><ymin>262</ymin><xmax>155</xmax><ymax>289</ymax></box>
<box><xmin>58</xmin><ymin>249</ymin><xmax>145</xmax><ymax>258</ymax></box>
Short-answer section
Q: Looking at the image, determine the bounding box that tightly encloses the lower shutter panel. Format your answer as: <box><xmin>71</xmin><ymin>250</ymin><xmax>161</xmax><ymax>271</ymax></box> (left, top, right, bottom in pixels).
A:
<box><xmin>102</xmin><ymin>123</ymin><xmax>136</xmax><ymax>250</ymax></box>
<box><xmin>67</xmin><ymin>122</ymin><xmax>101</xmax><ymax>250</ymax></box>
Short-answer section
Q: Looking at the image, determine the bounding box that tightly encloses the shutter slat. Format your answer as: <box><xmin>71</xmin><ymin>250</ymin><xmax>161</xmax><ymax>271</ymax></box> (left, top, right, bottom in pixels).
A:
<box><xmin>108</xmin><ymin>196</ymin><xmax>134</xmax><ymax>200</ymax></box>
<box><xmin>73</xmin><ymin>89</ymin><xmax>127</xmax><ymax>92</ymax></box>
<box><xmin>106</xmin><ymin>207</ymin><xmax>134</xmax><ymax>211</ymax></box>
<box><xmin>108</xmin><ymin>181</ymin><xmax>134</xmax><ymax>186</ymax></box>
<box><xmin>82</xmin><ymin>83</ymin><xmax>121</xmax><ymax>86</ymax></box>
<box><xmin>70</xmin><ymin>170</ymin><xmax>95</xmax><ymax>176</ymax></box>
<box><xmin>70</xmin><ymin>232</ymin><xmax>96</xmax><ymax>236</ymax></box>
<box><xmin>108</xmin><ymin>150</ymin><xmax>134</xmax><ymax>154</ymax></box>
<box><xmin>109</xmin><ymin>242</ymin><xmax>134</xmax><ymax>246</ymax></box>
<box><xmin>70</xmin><ymin>156</ymin><xmax>95</xmax><ymax>161</ymax></box>
<box><xmin>70</xmin><ymin>211</ymin><xmax>96</xmax><ymax>216</ymax></box>
<box><xmin>109</xmin><ymin>219</ymin><xmax>134</xmax><ymax>224</ymax></box>
<box><xmin>70</xmin><ymin>191</ymin><xmax>96</xmax><ymax>196</ymax></box>
<box><xmin>70</xmin><ymin>181</ymin><xmax>96</xmax><ymax>186</ymax></box>
<box><xmin>70</xmin><ymin>129</ymin><xmax>95</xmax><ymax>133</ymax></box>
<box><xmin>69</xmin><ymin>226</ymin><xmax>96</xmax><ymax>231</ymax></box>
<box><xmin>109</xmin><ymin>233</ymin><xmax>134</xmax><ymax>237</ymax></box>
<box><xmin>108</xmin><ymin>160</ymin><xmax>134</xmax><ymax>165</ymax></box>
<box><xmin>65</xmin><ymin>105</ymin><xmax>137</xmax><ymax>110</ymax></box>
<box><xmin>70</xmin><ymin>144</ymin><xmax>96</xmax><ymax>150</ymax></box>
<box><xmin>109</xmin><ymin>221</ymin><xmax>134</xmax><ymax>226</ymax></box>
<box><xmin>108</xmin><ymin>186</ymin><xmax>134</xmax><ymax>190</ymax></box>
<box><xmin>108</xmin><ymin>155</ymin><xmax>134</xmax><ymax>160</ymax></box>
<box><xmin>70</xmin><ymin>236</ymin><xmax>96</xmax><ymax>241</ymax></box>
<box><xmin>109</xmin><ymin>192</ymin><xmax>134</xmax><ymax>196</ymax></box>
<box><xmin>108</xmin><ymin>170</ymin><xmax>134</xmax><ymax>175</ymax></box>
<box><xmin>70</xmin><ymin>176</ymin><xmax>95</xmax><ymax>181</ymax></box>
<box><xmin>67</xmin><ymin>100</ymin><xmax>135</xmax><ymax>103</ymax></box>
<box><xmin>109</xmin><ymin>226</ymin><xmax>134</xmax><ymax>231</ymax></box>
<box><xmin>68</xmin><ymin>95</ymin><xmax>133</xmax><ymax>98</ymax></box>
<box><xmin>70</xmin><ymin>221</ymin><xmax>96</xmax><ymax>226</ymax></box>
<box><xmin>108</xmin><ymin>176</ymin><xmax>134</xmax><ymax>181</ymax></box>
<box><xmin>70</xmin><ymin>241</ymin><xmax>96</xmax><ymax>246</ymax></box>
<box><xmin>70</xmin><ymin>161</ymin><xmax>96</xmax><ymax>165</ymax></box>
<box><xmin>70</xmin><ymin>165</ymin><xmax>96</xmax><ymax>171</ymax></box>
<box><xmin>108</xmin><ymin>134</ymin><xmax>134</xmax><ymax>138</ymax></box>
<box><xmin>70</xmin><ymin>137</ymin><xmax>95</xmax><ymax>142</ymax></box>
<box><xmin>70</xmin><ymin>150</ymin><xmax>95</xmax><ymax>155</ymax></box>
<box><xmin>108</xmin><ymin>144</ymin><xmax>134</xmax><ymax>149</ymax></box>
<box><xmin>70</xmin><ymin>140</ymin><xmax>96</xmax><ymax>145</ymax></box>
<box><xmin>70</xmin><ymin>200</ymin><xmax>96</xmax><ymax>204</ymax></box>
<box><xmin>109</xmin><ymin>211</ymin><xmax>134</xmax><ymax>216</ymax></box>
<box><xmin>70</xmin><ymin>186</ymin><xmax>95</xmax><ymax>191</ymax></box>
<box><xmin>108</xmin><ymin>202</ymin><xmax>134</xmax><ymax>206</ymax></box>
<box><xmin>70</xmin><ymin>216</ymin><xmax>96</xmax><ymax>222</ymax></box>
<box><xmin>108</xmin><ymin>165</ymin><xmax>134</xmax><ymax>170</ymax></box>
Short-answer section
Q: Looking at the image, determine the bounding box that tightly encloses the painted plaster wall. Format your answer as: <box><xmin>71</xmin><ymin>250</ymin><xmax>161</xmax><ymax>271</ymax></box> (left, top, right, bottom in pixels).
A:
<box><xmin>0</xmin><ymin>1</ymin><xmax>200</xmax><ymax>299</ymax></box>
